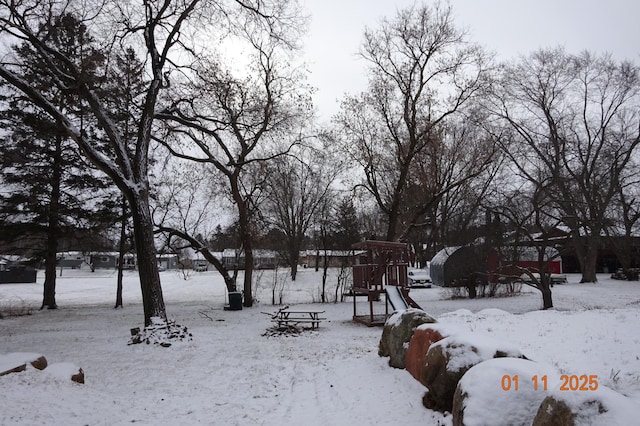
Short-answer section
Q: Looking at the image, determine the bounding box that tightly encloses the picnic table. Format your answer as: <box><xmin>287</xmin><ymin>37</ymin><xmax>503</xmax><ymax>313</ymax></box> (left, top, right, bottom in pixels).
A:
<box><xmin>270</xmin><ymin>306</ymin><xmax>326</xmax><ymax>329</ymax></box>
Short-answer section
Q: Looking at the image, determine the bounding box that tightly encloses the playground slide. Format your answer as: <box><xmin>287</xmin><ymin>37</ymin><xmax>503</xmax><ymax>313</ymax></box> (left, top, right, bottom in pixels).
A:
<box><xmin>386</xmin><ymin>286</ymin><xmax>409</xmax><ymax>311</ymax></box>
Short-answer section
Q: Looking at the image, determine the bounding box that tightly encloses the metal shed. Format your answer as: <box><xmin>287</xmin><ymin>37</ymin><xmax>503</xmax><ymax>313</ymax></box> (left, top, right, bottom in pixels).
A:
<box><xmin>430</xmin><ymin>245</ymin><xmax>564</xmax><ymax>293</ymax></box>
<box><xmin>429</xmin><ymin>246</ymin><xmax>488</xmax><ymax>288</ymax></box>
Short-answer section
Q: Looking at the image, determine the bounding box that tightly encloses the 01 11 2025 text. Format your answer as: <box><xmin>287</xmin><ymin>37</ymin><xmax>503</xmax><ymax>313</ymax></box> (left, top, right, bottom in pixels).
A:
<box><xmin>500</xmin><ymin>374</ymin><xmax>598</xmax><ymax>392</ymax></box>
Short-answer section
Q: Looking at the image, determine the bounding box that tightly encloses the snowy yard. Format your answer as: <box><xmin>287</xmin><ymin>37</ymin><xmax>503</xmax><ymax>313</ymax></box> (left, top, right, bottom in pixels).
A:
<box><xmin>1</xmin><ymin>268</ymin><xmax>640</xmax><ymax>425</ymax></box>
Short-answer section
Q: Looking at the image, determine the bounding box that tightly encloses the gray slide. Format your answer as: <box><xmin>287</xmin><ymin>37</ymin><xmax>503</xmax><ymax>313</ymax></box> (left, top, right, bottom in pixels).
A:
<box><xmin>386</xmin><ymin>286</ymin><xmax>409</xmax><ymax>311</ymax></box>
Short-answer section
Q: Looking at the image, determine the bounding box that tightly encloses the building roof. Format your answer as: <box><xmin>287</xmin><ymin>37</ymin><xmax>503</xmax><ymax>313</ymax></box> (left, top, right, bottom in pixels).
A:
<box><xmin>351</xmin><ymin>240</ymin><xmax>408</xmax><ymax>250</ymax></box>
<box><xmin>222</xmin><ymin>249</ymin><xmax>276</xmax><ymax>258</ymax></box>
<box><xmin>430</xmin><ymin>246</ymin><xmax>462</xmax><ymax>269</ymax></box>
<box><xmin>301</xmin><ymin>250</ymin><xmax>365</xmax><ymax>257</ymax></box>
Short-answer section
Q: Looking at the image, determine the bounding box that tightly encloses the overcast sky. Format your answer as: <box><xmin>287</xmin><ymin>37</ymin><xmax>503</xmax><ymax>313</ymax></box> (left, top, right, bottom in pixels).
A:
<box><xmin>301</xmin><ymin>0</ymin><xmax>640</xmax><ymax>121</ymax></box>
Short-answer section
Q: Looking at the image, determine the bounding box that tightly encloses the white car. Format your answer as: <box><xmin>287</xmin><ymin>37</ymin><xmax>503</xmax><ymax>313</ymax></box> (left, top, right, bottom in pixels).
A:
<box><xmin>408</xmin><ymin>268</ymin><xmax>432</xmax><ymax>288</ymax></box>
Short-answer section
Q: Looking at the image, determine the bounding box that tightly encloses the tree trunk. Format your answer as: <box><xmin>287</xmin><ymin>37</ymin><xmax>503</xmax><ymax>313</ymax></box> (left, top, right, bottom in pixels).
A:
<box><xmin>129</xmin><ymin>192</ymin><xmax>166</xmax><ymax>326</ymax></box>
<box><xmin>538</xmin><ymin>274</ymin><xmax>553</xmax><ymax>309</ymax></box>
<box><xmin>321</xmin><ymin>251</ymin><xmax>329</xmax><ymax>303</ymax></box>
<box><xmin>385</xmin><ymin>209</ymin><xmax>399</xmax><ymax>242</ymax></box>
<box><xmin>320</xmin><ymin>227</ymin><xmax>330</xmax><ymax>303</ymax></box>
<box><xmin>540</xmin><ymin>283</ymin><xmax>553</xmax><ymax>309</ymax></box>
<box><xmin>575</xmin><ymin>237</ymin><xmax>599</xmax><ymax>283</ymax></box>
<box><xmin>467</xmin><ymin>283</ymin><xmax>477</xmax><ymax>299</ymax></box>
<box><xmin>41</xmin><ymin>136</ymin><xmax>62</xmax><ymax>310</ymax></box>
<box><xmin>580</xmin><ymin>257</ymin><xmax>598</xmax><ymax>283</ymax></box>
<box><xmin>235</xmin><ymin>188</ymin><xmax>254</xmax><ymax>307</ymax></box>
<box><xmin>242</xmin><ymin>239</ymin><xmax>254</xmax><ymax>307</ymax></box>
<box><xmin>42</xmin><ymin>237</ymin><xmax>58</xmax><ymax>310</ymax></box>
<box><xmin>115</xmin><ymin>196</ymin><xmax>127</xmax><ymax>309</ymax></box>
<box><xmin>384</xmin><ymin>149</ymin><xmax>415</xmax><ymax>242</ymax></box>
<box><xmin>289</xmin><ymin>243</ymin><xmax>299</xmax><ymax>281</ymax></box>
<box><xmin>285</xmin><ymin>231</ymin><xmax>301</xmax><ymax>281</ymax></box>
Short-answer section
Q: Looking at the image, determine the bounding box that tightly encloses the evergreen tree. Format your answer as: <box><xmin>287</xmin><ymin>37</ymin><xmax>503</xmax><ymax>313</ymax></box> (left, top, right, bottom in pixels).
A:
<box><xmin>0</xmin><ymin>14</ymin><xmax>108</xmax><ymax>309</ymax></box>
<box><xmin>333</xmin><ymin>197</ymin><xmax>362</xmax><ymax>249</ymax></box>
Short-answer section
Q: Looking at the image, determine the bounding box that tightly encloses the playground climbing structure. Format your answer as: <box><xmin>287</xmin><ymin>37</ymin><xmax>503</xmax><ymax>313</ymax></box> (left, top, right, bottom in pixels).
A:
<box><xmin>351</xmin><ymin>240</ymin><xmax>422</xmax><ymax>326</ymax></box>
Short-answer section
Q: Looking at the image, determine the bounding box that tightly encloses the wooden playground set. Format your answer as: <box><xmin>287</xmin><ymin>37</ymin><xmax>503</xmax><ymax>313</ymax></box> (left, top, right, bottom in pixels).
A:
<box><xmin>350</xmin><ymin>240</ymin><xmax>422</xmax><ymax>326</ymax></box>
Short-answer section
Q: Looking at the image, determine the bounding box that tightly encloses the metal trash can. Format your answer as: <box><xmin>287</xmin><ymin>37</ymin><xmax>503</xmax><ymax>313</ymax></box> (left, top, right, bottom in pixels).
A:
<box><xmin>228</xmin><ymin>292</ymin><xmax>243</xmax><ymax>311</ymax></box>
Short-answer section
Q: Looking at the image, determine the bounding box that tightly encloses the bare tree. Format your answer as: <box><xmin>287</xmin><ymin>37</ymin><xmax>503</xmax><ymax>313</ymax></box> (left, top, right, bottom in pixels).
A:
<box><xmin>335</xmin><ymin>2</ymin><xmax>492</xmax><ymax>241</ymax></box>
<box><xmin>313</xmin><ymin>197</ymin><xmax>335</xmax><ymax>303</ymax></box>
<box><xmin>398</xmin><ymin>115</ymin><xmax>502</xmax><ymax>251</ymax></box>
<box><xmin>262</xmin><ymin>141</ymin><xmax>339</xmax><ymax>280</ymax></box>
<box><xmin>156</xmin><ymin>9</ymin><xmax>310</xmax><ymax>307</ymax></box>
<box><xmin>153</xmin><ymin>160</ymin><xmax>239</xmax><ymax>290</ymax></box>
<box><xmin>607</xmin><ymin>157</ymin><xmax>640</xmax><ymax>276</ymax></box>
<box><xmin>0</xmin><ymin>1</ymin><xmax>175</xmax><ymax>325</ymax></box>
<box><xmin>487</xmin><ymin>48</ymin><xmax>640</xmax><ymax>282</ymax></box>
<box><xmin>490</xmin><ymin>179</ymin><xmax>565</xmax><ymax>309</ymax></box>
<box><xmin>0</xmin><ymin>0</ymin><xmax>297</xmax><ymax>324</ymax></box>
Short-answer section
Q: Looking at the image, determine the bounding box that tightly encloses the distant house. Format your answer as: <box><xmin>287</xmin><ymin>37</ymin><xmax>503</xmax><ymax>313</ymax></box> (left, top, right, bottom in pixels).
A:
<box><xmin>504</xmin><ymin>246</ymin><xmax>563</xmax><ymax>274</ymax></box>
<box><xmin>299</xmin><ymin>250</ymin><xmax>363</xmax><ymax>268</ymax></box>
<box><xmin>192</xmin><ymin>259</ymin><xmax>208</xmax><ymax>271</ymax></box>
<box><xmin>157</xmin><ymin>254</ymin><xmax>180</xmax><ymax>271</ymax></box>
<box><xmin>90</xmin><ymin>252</ymin><xmax>182</xmax><ymax>271</ymax></box>
<box><xmin>89</xmin><ymin>253</ymin><xmax>119</xmax><ymax>269</ymax></box>
<box><xmin>187</xmin><ymin>251</ymin><xmax>223</xmax><ymax>271</ymax></box>
<box><xmin>119</xmin><ymin>254</ymin><xmax>137</xmax><ymax>270</ymax></box>
<box><xmin>58</xmin><ymin>252</ymin><xmax>135</xmax><ymax>270</ymax></box>
<box><xmin>91</xmin><ymin>252</ymin><xmax>136</xmax><ymax>270</ymax></box>
<box><xmin>57</xmin><ymin>252</ymin><xmax>87</xmax><ymax>269</ymax></box>
<box><xmin>222</xmin><ymin>249</ymin><xmax>279</xmax><ymax>270</ymax></box>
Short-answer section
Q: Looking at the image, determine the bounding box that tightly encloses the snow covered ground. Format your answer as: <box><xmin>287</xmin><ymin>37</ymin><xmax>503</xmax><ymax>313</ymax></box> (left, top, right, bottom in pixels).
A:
<box><xmin>1</xmin><ymin>267</ymin><xmax>639</xmax><ymax>425</ymax></box>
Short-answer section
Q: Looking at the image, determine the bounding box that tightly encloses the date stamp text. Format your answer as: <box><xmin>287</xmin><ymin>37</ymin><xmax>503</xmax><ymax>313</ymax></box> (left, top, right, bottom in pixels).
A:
<box><xmin>500</xmin><ymin>374</ymin><xmax>599</xmax><ymax>392</ymax></box>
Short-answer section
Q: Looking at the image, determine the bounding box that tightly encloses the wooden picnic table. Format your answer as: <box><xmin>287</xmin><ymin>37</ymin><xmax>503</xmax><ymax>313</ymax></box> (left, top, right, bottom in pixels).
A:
<box><xmin>271</xmin><ymin>307</ymin><xmax>326</xmax><ymax>329</ymax></box>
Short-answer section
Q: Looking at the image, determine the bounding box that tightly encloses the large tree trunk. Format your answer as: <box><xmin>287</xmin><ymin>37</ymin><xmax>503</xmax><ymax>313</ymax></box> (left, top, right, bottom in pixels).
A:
<box><xmin>41</xmin><ymin>136</ymin><xmax>62</xmax><ymax>310</ymax></box>
<box><xmin>242</xmin><ymin>237</ymin><xmax>254</xmax><ymax>307</ymax></box>
<box><xmin>288</xmin><ymin>241</ymin><xmax>299</xmax><ymax>281</ymax></box>
<box><xmin>235</xmin><ymin>184</ymin><xmax>254</xmax><ymax>307</ymax></box>
<box><xmin>115</xmin><ymin>196</ymin><xmax>127</xmax><ymax>309</ymax></box>
<box><xmin>575</xmin><ymin>236</ymin><xmax>599</xmax><ymax>283</ymax></box>
<box><xmin>321</xmin><ymin>250</ymin><xmax>329</xmax><ymax>303</ymax></box>
<box><xmin>129</xmin><ymin>191</ymin><xmax>166</xmax><ymax>326</ymax></box>
<box><xmin>385</xmin><ymin>204</ymin><xmax>401</xmax><ymax>242</ymax></box>
<box><xmin>539</xmin><ymin>279</ymin><xmax>553</xmax><ymax>309</ymax></box>
<box><xmin>580</xmin><ymin>254</ymin><xmax>598</xmax><ymax>283</ymax></box>
<box><xmin>42</xmin><ymin>234</ymin><xmax>58</xmax><ymax>309</ymax></box>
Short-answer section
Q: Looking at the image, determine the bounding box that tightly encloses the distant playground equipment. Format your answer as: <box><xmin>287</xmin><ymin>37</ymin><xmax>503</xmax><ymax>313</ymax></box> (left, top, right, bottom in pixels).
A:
<box><xmin>350</xmin><ymin>240</ymin><xmax>422</xmax><ymax>326</ymax></box>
